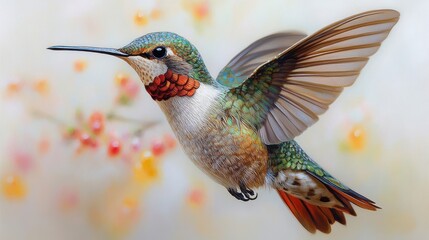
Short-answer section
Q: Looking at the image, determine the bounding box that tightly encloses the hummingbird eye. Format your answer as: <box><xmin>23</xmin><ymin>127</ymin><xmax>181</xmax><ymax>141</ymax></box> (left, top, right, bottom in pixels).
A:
<box><xmin>152</xmin><ymin>46</ymin><xmax>167</xmax><ymax>59</ymax></box>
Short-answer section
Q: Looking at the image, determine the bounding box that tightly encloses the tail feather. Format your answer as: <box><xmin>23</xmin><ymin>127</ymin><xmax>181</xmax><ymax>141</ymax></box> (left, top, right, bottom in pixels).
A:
<box><xmin>277</xmin><ymin>190</ymin><xmax>318</xmax><ymax>233</ymax></box>
<box><xmin>329</xmin><ymin>186</ymin><xmax>379</xmax><ymax>211</ymax></box>
<box><xmin>269</xmin><ymin>140</ymin><xmax>380</xmax><ymax>233</ymax></box>
<box><xmin>330</xmin><ymin>208</ymin><xmax>346</xmax><ymax>225</ymax></box>
<box><xmin>309</xmin><ymin>170</ymin><xmax>380</xmax><ymax>212</ymax></box>
<box><xmin>305</xmin><ymin>202</ymin><xmax>332</xmax><ymax>233</ymax></box>
<box><xmin>277</xmin><ymin>182</ymin><xmax>379</xmax><ymax>234</ymax></box>
<box><xmin>319</xmin><ymin>206</ymin><xmax>335</xmax><ymax>224</ymax></box>
<box><xmin>278</xmin><ymin>190</ymin><xmax>344</xmax><ymax>234</ymax></box>
<box><xmin>326</xmin><ymin>186</ymin><xmax>357</xmax><ymax>216</ymax></box>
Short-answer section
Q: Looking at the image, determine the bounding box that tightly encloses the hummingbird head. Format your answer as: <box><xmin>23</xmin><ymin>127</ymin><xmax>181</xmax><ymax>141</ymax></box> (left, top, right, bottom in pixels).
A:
<box><xmin>49</xmin><ymin>32</ymin><xmax>211</xmax><ymax>100</ymax></box>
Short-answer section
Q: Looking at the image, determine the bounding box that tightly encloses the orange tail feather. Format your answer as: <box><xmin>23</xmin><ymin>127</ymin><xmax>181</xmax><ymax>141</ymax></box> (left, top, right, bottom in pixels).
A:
<box><xmin>277</xmin><ymin>186</ymin><xmax>378</xmax><ymax>234</ymax></box>
<box><xmin>329</xmin><ymin>186</ymin><xmax>379</xmax><ymax>212</ymax></box>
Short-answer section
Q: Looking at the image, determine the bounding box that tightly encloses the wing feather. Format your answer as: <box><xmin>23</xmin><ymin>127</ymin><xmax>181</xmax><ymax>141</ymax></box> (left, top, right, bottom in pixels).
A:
<box><xmin>216</xmin><ymin>32</ymin><xmax>307</xmax><ymax>87</ymax></box>
<box><xmin>222</xmin><ymin>10</ymin><xmax>399</xmax><ymax>144</ymax></box>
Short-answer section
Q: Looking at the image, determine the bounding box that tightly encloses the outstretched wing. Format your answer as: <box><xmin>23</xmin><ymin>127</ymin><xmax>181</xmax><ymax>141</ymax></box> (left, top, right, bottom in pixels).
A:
<box><xmin>223</xmin><ymin>10</ymin><xmax>400</xmax><ymax>145</ymax></box>
<box><xmin>216</xmin><ymin>32</ymin><xmax>307</xmax><ymax>88</ymax></box>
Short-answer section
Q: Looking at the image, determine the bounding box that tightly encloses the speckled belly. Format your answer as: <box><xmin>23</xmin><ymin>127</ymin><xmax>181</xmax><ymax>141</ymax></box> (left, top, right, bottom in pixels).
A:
<box><xmin>173</xmin><ymin>119</ymin><xmax>268</xmax><ymax>188</ymax></box>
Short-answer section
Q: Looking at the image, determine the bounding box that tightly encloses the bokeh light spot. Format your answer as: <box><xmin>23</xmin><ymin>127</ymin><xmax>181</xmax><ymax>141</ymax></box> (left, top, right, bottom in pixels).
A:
<box><xmin>89</xmin><ymin>111</ymin><xmax>104</xmax><ymax>135</ymax></box>
<box><xmin>134</xmin><ymin>11</ymin><xmax>149</xmax><ymax>26</ymax></box>
<box><xmin>151</xmin><ymin>139</ymin><xmax>165</xmax><ymax>156</ymax></box>
<box><xmin>1</xmin><ymin>174</ymin><xmax>26</xmax><ymax>200</ymax></box>
<box><xmin>348</xmin><ymin>125</ymin><xmax>367</xmax><ymax>151</ymax></box>
<box><xmin>33</xmin><ymin>79</ymin><xmax>50</xmax><ymax>95</ymax></box>
<box><xmin>108</xmin><ymin>139</ymin><xmax>122</xmax><ymax>157</ymax></box>
<box><xmin>187</xmin><ymin>188</ymin><xmax>206</xmax><ymax>207</ymax></box>
<box><xmin>6</xmin><ymin>81</ymin><xmax>22</xmax><ymax>96</ymax></box>
<box><xmin>73</xmin><ymin>59</ymin><xmax>88</xmax><ymax>72</ymax></box>
<box><xmin>133</xmin><ymin>150</ymin><xmax>159</xmax><ymax>183</ymax></box>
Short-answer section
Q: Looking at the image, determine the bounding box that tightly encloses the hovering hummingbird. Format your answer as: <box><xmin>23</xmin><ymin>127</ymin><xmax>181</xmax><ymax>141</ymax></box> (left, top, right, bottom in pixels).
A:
<box><xmin>49</xmin><ymin>9</ymin><xmax>399</xmax><ymax>233</ymax></box>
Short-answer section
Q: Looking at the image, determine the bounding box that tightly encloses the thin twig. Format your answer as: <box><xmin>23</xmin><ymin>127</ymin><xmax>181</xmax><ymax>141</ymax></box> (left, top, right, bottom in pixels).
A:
<box><xmin>31</xmin><ymin>109</ymin><xmax>67</xmax><ymax>127</ymax></box>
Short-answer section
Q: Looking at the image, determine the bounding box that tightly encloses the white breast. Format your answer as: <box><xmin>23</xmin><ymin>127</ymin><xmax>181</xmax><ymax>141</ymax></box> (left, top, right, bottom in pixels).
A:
<box><xmin>158</xmin><ymin>83</ymin><xmax>222</xmax><ymax>133</ymax></box>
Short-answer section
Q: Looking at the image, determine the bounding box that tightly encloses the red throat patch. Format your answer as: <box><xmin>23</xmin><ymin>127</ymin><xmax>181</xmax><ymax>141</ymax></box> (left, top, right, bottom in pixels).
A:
<box><xmin>145</xmin><ymin>70</ymin><xmax>200</xmax><ymax>101</ymax></box>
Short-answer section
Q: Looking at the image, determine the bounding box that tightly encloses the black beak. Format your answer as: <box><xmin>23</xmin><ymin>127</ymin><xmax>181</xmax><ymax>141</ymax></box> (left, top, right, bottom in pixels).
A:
<box><xmin>47</xmin><ymin>46</ymin><xmax>129</xmax><ymax>57</ymax></box>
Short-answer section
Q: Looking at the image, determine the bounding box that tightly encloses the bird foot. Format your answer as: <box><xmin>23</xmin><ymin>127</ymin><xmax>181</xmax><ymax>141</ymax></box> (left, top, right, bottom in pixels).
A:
<box><xmin>227</xmin><ymin>184</ymin><xmax>258</xmax><ymax>202</ymax></box>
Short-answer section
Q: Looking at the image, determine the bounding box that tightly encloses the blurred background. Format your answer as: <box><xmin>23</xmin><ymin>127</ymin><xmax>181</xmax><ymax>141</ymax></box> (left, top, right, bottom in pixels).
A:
<box><xmin>0</xmin><ymin>0</ymin><xmax>427</xmax><ymax>239</ymax></box>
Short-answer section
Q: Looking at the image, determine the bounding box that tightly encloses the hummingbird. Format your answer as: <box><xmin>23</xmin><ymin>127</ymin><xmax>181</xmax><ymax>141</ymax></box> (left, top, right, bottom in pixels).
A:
<box><xmin>49</xmin><ymin>9</ymin><xmax>399</xmax><ymax>233</ymax></box>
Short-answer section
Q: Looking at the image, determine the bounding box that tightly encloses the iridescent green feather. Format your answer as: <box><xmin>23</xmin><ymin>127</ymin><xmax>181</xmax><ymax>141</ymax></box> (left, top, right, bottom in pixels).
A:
<box><xmin>222</xmin><ymin>61</ymin><xmax>282</xmax><ymax>127</ymax></box>
<box><xmin>216</xmin><ymin>67</ymin><xmax>247</xmax><ymax>88</ymax></box>
<box><xmin>268</xmin><ymin>141</ymin><xmax>350</xmax><ymax>190</ymax></box>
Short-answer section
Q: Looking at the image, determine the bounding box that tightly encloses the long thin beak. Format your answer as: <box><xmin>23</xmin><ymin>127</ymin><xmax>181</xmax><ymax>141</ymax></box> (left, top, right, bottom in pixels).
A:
<box><xmin>47</xmin><ymin>46</ymin><xmax>129</xmax><ymax>57</ymax></box>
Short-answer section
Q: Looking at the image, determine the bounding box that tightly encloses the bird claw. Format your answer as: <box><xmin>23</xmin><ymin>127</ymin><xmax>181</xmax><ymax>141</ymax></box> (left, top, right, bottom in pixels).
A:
<box><xmin>227</xmin><ymin>184</ymin><xmax>258</xmax><ymax>202</ymax></box>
